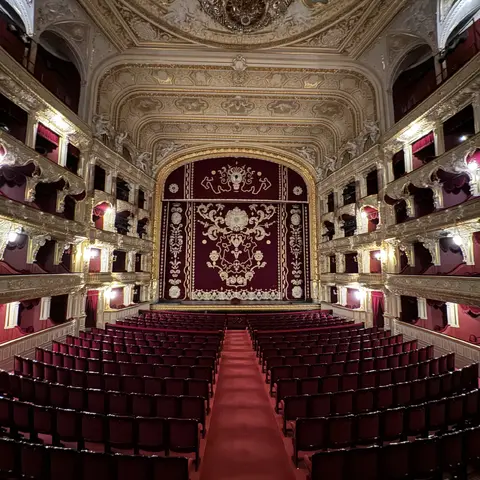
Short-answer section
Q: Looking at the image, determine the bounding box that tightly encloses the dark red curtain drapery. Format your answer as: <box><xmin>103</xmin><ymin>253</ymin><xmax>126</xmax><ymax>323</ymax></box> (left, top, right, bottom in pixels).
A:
<box><xmin>412</xmin><ymin>132</ymin><xmax>434</xmax><ymax>153</ymax></box>
<box><xmin>460</xmin><ymin>304</ymin><xmax>480</xmax><ymax>317</ymax></box>
<box><xmin>371</xmin><ymin>291</ymin><xmax>384</xmax><ymax>328</ymax></box>
<box><xmin>85</xmin><ymin>290</ymin><xmax>99</xmax><ymax>328</ymax></box>
<box><xmin>37</xmin><ymin>123</ymin><xmax>59</xmax><ymax>145</ymax></box>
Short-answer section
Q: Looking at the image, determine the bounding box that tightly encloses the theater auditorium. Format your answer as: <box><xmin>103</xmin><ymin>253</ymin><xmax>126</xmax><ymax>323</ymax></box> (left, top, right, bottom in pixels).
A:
<box><xmin>0</xmin><ymin>0</ymin><xmax>479</xmax><ymax>478</ymax></box>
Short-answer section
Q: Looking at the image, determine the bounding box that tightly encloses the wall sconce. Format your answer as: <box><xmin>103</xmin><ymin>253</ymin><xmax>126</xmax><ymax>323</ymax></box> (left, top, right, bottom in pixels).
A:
<box><xmin>104</xmin><ymin>289</ymin><xmax>116</xmax><ymax>300</ymax></box>
<box><xmin>452</xmin><ymin>234</ymin><xmax>463</xmax><ymax>246</ymax></box>
<box><xmin>354</xmin><ymin>290</ymin><xmax>365</xmax><ymax>301</ymax></box>
<box><xmin>7</xmin><ymin>231</ymin><xmax>18</xmax><ymax>243</ymax></box>
<box><xmin>467</xmin><ymin>161</ymin><xmax>478</xmax><ymax>172</ymax></box>
<box><xmin>361</xmin><ymin>210</ymin><xmax>368</xmax><ymax>219</ymax></box>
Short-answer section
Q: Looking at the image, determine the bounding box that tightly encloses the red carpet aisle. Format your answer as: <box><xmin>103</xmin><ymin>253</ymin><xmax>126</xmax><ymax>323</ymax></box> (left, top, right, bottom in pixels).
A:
<box><xmin>199</xmin><ymin>331</ymin><xmax>298</xmax><ymax>480</ymax></box>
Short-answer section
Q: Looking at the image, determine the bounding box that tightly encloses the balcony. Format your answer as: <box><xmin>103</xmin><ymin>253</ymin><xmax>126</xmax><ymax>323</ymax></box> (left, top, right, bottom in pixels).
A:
<box><xmin>0</xmin><ymin>273</ymin><xmax>84</xmax><ymax>303</ymax></box>
<box><xmin>321</xmin><ymin>273</ymin><xmax>384</xmax><ymax>290</ymax></box>
<box><xmin>86</xmin><ymin>273</ymin><xmax>113</xmax><ymax>286</ymax></box>
<box><xmin>89</xmin><ymin>228</ymin><xmax>153</xmax><ymax>252</ymax></box>
<box><xmin>386</xmin><ymin>52</ymin><xmax>480</xmax><ymax>145</ymax></box>
<box><xmin>387</xmin><ymin>275</ymin><xmax>480</xmax><ymax>307</ymax></box>
<box><xmin>135</xmin><ymin>272</ymin><xmax>151</xmax><ymax>283</ymax></box>
<box><xmin>0</xmin><ymin>131</ymin><xmax>86</xmax><ymax>201</ymax></box>
<box><xmin>111</xmin><ymin>272</ymin><xmax>137</xmax><ymax>283</ymax></box>
<box><xmin>385</xmin><ymin>132</ymin><xmax>480</xmax><ymax>198</ymax></box>
<box><xmin>0</xmin><ymin>45</ymin><xmax>88</xmax><ymax>136</ymax></box>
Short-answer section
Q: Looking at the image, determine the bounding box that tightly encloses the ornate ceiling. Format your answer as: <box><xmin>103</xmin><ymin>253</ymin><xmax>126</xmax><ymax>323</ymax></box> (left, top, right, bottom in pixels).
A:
<box><xmin>95</xmin><ymin>61</ymin><xmax>378</xmax><ymax>175</ymax></box>
<box><xmin>78</xmin><ymin>0</ymin><xmax>406</xmax><ymax>53</ymax></box>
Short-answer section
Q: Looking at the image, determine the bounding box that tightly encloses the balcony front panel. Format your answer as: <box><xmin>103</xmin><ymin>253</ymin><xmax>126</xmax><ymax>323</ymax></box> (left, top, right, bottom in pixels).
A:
<box><xmin>387</xmin><ymin>275</ymin><xmax>480</xmax><ymax>307</ymax></box>
<box><xmin>0</xmin><ymin>274</ymin><xmax>84</xmax><ymax>303</ymax></box>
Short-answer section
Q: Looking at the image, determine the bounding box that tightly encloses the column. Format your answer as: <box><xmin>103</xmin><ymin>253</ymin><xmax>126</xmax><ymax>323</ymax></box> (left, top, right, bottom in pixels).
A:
<box><xmin>417</xmin><ymin>297</ymin><xmax>427</xmax><ymax>320</ymax></box>
<box><xmin>446</xmin><ymin>302</ymin><xmax>459</xmax><ymax>328</ymax></box>
<box><xmin>57</xmin><ymin>136</ymin><xmax>68</xmax><ymax>168</ymax></box>
<box><xmin>472</xmin><ymin>93</ymin><xmax>480</xmax><ymax>134</ymax></box>
<box><xmin>404</xmin><ymin>143</ymin><xmax>413</xmax><ymax>173</ymax></box>
<box><xmin>25</xmin><ymin>116</ymin><xmax>38</xmax><ymax>149</ymax></box>
<box><xmin>39</xmin><ymin>297</ymin><xmax>51</xmax><ymax>321</ymax></box>
<box><xmin>336</xmin><ymin>253</ymin><xmax>345</xmax><ymax>273</ymax></box>
<box><xmin>356</xmin><ymin>175</ymin><xmax>367</xmax><ymax>199</ymax></box>
<box><xmin>433</xmin><ymin>120</ymin><xmax>445</xmax><ymax>157</ymax></box>
<box><xmin>338</xmin><ymin>286</ymin><xmax>347</xmax><ymax>306</ymax></box>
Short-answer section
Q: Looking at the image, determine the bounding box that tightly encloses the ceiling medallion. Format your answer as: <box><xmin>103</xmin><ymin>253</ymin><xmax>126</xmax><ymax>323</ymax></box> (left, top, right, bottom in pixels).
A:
<box><xmin>198</xmin><ymin>0</ymin><xmax>294</xmax><ymax>33</ymax></box>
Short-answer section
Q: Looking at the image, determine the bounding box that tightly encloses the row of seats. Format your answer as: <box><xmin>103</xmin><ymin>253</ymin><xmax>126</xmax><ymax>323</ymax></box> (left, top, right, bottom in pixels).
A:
<box><xmin>269</xmin><ymin>346</ymin><xmax>435</xmax><ymax>385</ymax></box>
<box><xmin>57</xmin><ymin>341</ymin><xmax>219</xmax><ymax>359</ymax></box>
<box><xmin>13</xmin><ymin>358</ymin><xmax>214</xmax><ymax>397</ymax></box>
<box><xmin>4</xmin><ymin>376</ymin><xmax>207</xmax><ymax>432</ymax></box>
<box><xmin>305</xmin><ymin>425</ymin><xmax>480</xmax><ymax>480</ymax></box>
<box><xmin>32</xmin><ymin>351</ymin><xmax>215</xmax><ymax>381</ymax></box>
<box><xmin>252</xmin><ymin>324</ymin><xmax>365</xmax><ymax>345</ymax></box>
<box><xmin>282</xmin><ymin>368</ymin><xmax>477</xmax><ymax>431</ymax></box>
<box><xmin>38</xmin><ymin>347</ymin><xmax>217</xmax><ymax>370</ymax></box>
<box><xmin>255</xmin><ymin>325</ymin><xmax>378</xmax><ymax>346</ymax></box>
<box><xmin>0</xmin><ymin>437</ymin><xmax>189</xmax><ymax>480</ymax></box>
<box><xmin>116</xmin><ymin>319</ymin><xmax>225</xmax><ymax>331</ymax></box>
<box><xmin>0</xmin><ymin>396</ymin><xmax>201</xmax><ymax>467</ymax></box>
<box><xmin>86</xmin><ymin>328</ymin><xmax>223</xmax><ymax>344</ymax></box>
<box><xmin>258</xmin><ymin>332</ymin><xmax>398</xmax><ymax>361</ymax></box>
<box><xmin>274</xmin><ymin>356</ymin><xmax>453</xmax><ymax>409</ymax></box>
<box><xmin>263</xmin><ymin>340</ymin><xmax>414</xmax><ymax>371</ymax></box>
<box><xmin>292</xmin><ymin>389</ymin><xmax>479</xmax><ymax>465</ymax></box>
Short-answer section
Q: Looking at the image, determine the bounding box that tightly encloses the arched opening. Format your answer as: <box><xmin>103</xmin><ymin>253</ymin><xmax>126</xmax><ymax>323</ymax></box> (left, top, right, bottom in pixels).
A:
<box><xmin>158</xmin><ymin>156</ymin><xmax>311</xmax><ymax>303</ymax></box>
<box><xmin>441</xmin><ymin>13</ymin><xmax>480</xmax><ymax>77</ymax></box>
<box><xmin>0</xmin><ymin>0</ymin><xmax>29</xmax><ymax>65</ymax></box>
<box><xmin>92</xmin><ymin>202</ymin><xmax>112</xmax><ymax>230</ymax></box>
<box><xmin>392</xmin><ymin>44</ymin><xmax>436</xmax><ymax>122</ymax></box>
<box><xmin>34</xmin><ymin>30</ymin><xmax>81</xmax><ymax>113</ymax></box>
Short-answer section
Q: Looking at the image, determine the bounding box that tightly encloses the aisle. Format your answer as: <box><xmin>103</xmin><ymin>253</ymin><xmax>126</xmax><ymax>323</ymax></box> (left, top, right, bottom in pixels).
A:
<box><xmin>199</xmin><ymin>331</ymin><xmax>297</xmax><ymax>480</ymax></box>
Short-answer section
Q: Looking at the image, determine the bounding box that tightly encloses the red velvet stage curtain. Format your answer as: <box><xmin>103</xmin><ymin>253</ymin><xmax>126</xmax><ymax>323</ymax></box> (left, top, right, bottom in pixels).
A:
<box><xmin>85</xmin><ymin>290</ymin><xmax>99</xmax><ymax>328</ymax></box>
<box><xmin>371</xmin><ymin>291</ymin><xmax>384</xmax><ymax>328</ymax></box>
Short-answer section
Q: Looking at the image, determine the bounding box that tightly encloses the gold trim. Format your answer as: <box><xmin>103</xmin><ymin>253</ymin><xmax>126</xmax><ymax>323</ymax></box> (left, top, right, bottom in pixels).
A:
<box><xmin>153</xmin><ymin>147</ymin><xmax>319</xmax><ymax>304</ymax></box>
<box><xmin>150</xmin><ymin>303</ymin><xmax>320</xmax><ymax>312</ymax></box>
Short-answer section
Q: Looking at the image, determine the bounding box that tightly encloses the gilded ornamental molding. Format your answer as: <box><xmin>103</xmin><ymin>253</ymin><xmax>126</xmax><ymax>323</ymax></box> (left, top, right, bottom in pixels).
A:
<box><xmin>387</xmin><ymin>275</ymin><xmax>480</xmax><ymax>307</ymax></box>
<box><xmin>0</xmin><ymin>132</ymin><xmax>86</xmax><ymax>201</ymax></box>
<box><xmin>384</xmin><ymin>132</ymin><xmax>480</xmax><ymax>201</ymax></box>
<box><xmin>0</xmin><ymin>274</ymin><xmax>84</xmax><ymax>303</ymax></box>
<box><xmin>89</xmin><ymin>228</ymin><xmax>153</xmax><ymax>253</ymax></box>
<box><xmin>319</xmin><ymin>198</ymin><xmax>480</xmax><ymax>254</ymax></box>
<box><xmin>321</xmin><ymin>273</ymin><xmax>385</xmax><ymax>290</ymax></box>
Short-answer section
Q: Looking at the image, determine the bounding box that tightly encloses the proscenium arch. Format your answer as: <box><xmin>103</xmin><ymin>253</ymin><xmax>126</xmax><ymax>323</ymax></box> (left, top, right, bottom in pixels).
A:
<box><xmin>152</xmin><ymin>147</ymin><xmax>320</xmax><ymax>303</ymax></box>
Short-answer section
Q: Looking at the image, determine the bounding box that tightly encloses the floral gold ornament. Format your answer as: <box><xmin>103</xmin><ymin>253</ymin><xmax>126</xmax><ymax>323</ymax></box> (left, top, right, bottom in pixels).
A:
<box><xmin>198</xmin><ymin>0</ymin><xmax>294</xmax><ymax>33</ymax></box>
<box><xmin>197</xmin><ymin>203</ymin><xmax>276</xmax><ymax>288</ymax></box>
